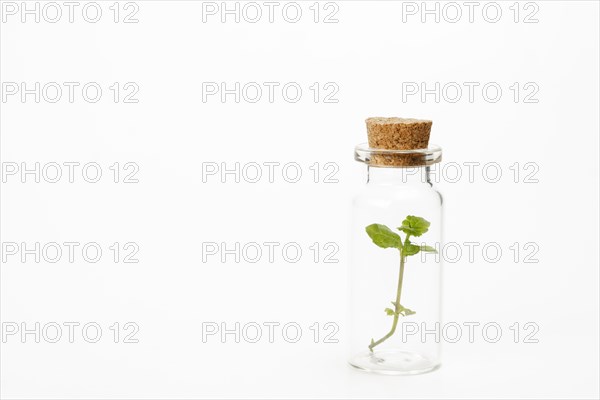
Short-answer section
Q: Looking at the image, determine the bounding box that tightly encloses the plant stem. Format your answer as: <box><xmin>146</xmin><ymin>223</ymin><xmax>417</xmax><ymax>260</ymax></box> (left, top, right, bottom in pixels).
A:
<box><xmin>369</xmin><ymin>235</ymin><xmax>411</xmax><ymax>352</ymax></box>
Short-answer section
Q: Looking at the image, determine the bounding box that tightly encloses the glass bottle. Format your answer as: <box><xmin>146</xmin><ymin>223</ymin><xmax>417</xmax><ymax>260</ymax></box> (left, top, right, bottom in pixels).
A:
<box><xmin>349</xmin><ymin>144</ymin><xmax>443</xmax><ymax>375</ymax></box>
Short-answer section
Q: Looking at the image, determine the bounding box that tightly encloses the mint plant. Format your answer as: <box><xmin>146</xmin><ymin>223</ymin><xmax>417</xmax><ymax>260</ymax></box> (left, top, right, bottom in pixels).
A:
<box><xmin>365</xmin><ymin>215</ymin><xmax>437</xmax><ymax>352</ymax></box>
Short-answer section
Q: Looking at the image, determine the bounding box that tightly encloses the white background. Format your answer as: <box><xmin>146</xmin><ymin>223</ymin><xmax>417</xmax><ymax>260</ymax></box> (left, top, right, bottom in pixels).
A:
<box><xmin>1</xmin><ymin>1</ymin><xmax>599</xmax><ymax>398</ymax></box>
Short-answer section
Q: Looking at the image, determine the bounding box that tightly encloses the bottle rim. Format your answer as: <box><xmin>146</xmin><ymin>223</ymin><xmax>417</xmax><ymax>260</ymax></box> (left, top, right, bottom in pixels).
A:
<box><xmin>354</xmin><ymin>143</ymin><xmax>442</xmax><ymax>167</ymax></box>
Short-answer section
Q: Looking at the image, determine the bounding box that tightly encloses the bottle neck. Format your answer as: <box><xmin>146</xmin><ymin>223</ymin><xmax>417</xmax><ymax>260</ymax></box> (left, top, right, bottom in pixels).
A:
<box><xmin>367</xmin><ymin>166</ymin><xmax>433</xmax><ymax>186</ymax></box>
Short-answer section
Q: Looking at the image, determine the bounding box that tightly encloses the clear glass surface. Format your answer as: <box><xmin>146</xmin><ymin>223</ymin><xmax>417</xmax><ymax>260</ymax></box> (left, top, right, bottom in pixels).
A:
<box><xmin>349</xmin><ymin>153</ymin><xmax>443</xmax><ymax>375</ymax></box>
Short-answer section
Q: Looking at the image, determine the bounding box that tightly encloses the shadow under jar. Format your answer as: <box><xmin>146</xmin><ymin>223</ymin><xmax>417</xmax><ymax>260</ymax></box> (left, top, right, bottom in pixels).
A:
<box><xmin>348</xmin><ymin>144</ymin><xmax>443</xmax><ymax>375</ymax></box>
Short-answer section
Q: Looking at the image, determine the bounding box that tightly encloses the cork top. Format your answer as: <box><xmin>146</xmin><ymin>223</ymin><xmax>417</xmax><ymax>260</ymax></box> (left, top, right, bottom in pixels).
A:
<box><xmin>358</xmin><ymin>117</ymin><xmax>439</xmax><ymax>167</ymax></box>
<box><xmin>366</xmin><ymin>117</ymin><xmax>432</xmax><ymax>150</ymax></box>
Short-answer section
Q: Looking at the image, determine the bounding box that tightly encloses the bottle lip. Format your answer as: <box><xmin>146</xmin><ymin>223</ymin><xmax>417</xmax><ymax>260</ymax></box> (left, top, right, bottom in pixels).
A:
<box><xmin>354</xmin><ymin>143</ymin><xmax>442</xmax><ymax>167</ymax></box>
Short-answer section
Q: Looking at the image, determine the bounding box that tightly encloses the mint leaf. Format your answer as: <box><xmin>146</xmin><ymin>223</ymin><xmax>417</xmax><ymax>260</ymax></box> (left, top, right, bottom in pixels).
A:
<box><xmin>368</xmin><ymin>215</ymin><xmax>432</xmax><ymax>352</ymax></box>
<box><xmin>397</xmin><ymin>304</ymin><xmax>416</xmax><ymax>316</ymax></box>
<box><xmin>365</xmin><ymin>224</ymin><xmax>402</xmax><ymax>249</ymax></box>
<box><xmin>397</xmin><ymin>216</ymin><xmax>431</xmax><ymax>237</ymax></box>
<box><xmin>401</xmin><ymin>307</ymin><xmax>416</xmax><ymax>316</ymax></box>
<box><xmin>420</xmin><ymin>245</ymin><xmax>437</xmax><ymax>253</ymax></box>
<box><xmin>403</xmin><ymin>243</ymin><xmax>421</xmax><ymax>256</ymax></box>
<box><xmin>386</xmin><ymin>304</ymin><xmax>417</xmax><ymax>317</ymax></box>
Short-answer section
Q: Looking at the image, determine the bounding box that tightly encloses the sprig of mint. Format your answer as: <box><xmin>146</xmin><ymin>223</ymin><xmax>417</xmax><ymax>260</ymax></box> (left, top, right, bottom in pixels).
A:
<box><xmin>365</xmin><ymin>215</ymin><xmax>437</xmax><ymax>353</ymax></box>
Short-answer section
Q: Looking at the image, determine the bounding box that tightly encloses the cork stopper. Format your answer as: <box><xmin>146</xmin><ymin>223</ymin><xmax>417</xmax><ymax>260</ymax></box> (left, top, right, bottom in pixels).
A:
<box><xmin>365</xmin><ymin>117</ymin><xmax>433</xmax><ymax>167</ymax></box>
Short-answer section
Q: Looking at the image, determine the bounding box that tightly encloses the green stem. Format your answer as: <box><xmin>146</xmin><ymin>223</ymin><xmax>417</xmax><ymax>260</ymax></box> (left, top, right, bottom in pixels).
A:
<box><xmin>369</xmin><ymin>235</ymin><xmax>411</xmax><ymax>352</ymax></box>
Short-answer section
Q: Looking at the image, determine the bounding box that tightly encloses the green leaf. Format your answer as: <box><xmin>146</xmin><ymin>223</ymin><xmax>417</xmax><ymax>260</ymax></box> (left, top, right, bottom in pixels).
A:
<box><xmin>397</xmin><ymin>215</ymin><xmax>431</xmax><ymax>237</ymax></box>
<box><xmin>403</xmin><ymin>243</ymin><xmax>421</xmax><ymax>256</ymax></box>
<box><xmin>402</xmin><ymin>307</ymin><xmax>416</xmax><ymax>316</ymax></box>
<box><xmin>397</xmin><ymin>304</ymin><xmax>416</xmax><ymax>316</ymax></box>
<box><xmin>420</xmin><ymin>245</ymin><xmax>437</xmax><ymax>253</ymax></box>
<box><xmin>365</xmin><ymin>224</ymin><xmax>402</xmax><ymax>249</ymax></box>
<box><xmin>385</xmin><ymin>303</ymin><xmax>416</xmax><ymax>317</ymax></box>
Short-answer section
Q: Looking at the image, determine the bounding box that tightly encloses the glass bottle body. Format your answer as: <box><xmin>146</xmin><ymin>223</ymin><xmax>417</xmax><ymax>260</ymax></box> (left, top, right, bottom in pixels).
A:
<box><xmin>349</xmin><ymin>165</ymin><xmax>443</xmax><ymax>375</ymax></box>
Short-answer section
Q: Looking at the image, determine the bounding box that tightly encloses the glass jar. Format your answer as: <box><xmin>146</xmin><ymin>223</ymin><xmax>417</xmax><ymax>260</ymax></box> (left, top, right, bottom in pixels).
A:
<box><xmin>348</xmin><ymin>144</ymin><xmax>443</xmax><ymax>375</ymax></box>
